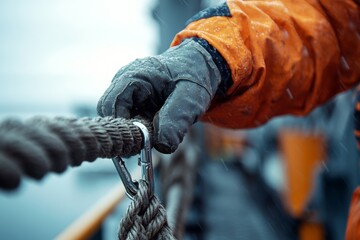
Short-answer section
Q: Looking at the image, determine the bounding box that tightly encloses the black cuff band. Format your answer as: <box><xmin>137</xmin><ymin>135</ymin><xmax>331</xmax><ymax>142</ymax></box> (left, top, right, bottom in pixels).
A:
<box><xmin>191</xmin><ymin>37</ymin><xmax>233</xmax><ymax>96</ymax></box>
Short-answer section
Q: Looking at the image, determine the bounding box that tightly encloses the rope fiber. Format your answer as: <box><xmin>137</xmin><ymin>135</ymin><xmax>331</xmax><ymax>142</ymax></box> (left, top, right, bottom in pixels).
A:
<box><xmin>0</xmin><ymin>116</ymin><xmax>152</xmax><ymax>190</ymax></box>
<box><xmin>0</xmin><ymin>115</ymin><xmax>178</xmax><ymax>239</ymax></box>
<box><xmin>119</xmin><ymin>180</ymin><xmax>175</xmax><ymax>240</ymax></box>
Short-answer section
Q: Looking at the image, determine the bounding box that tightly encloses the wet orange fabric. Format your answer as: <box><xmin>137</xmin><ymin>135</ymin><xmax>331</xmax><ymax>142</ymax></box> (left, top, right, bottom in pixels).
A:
<box><xmin>171</xmin><ymin>0</ymin><xmax>360</xmax><ymax>129</ymax></box>
<box><xmin>346</xmin><ymin>187</ymin><xmax>360</xmax><ymax>240</ymax></box>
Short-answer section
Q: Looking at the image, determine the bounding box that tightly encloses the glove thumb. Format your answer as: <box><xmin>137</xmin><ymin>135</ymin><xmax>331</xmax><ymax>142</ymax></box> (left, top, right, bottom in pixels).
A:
<box><xmin>152</xmin><ymin>80</ymin><xmax>211</xmax><ymax>154</ymax></box>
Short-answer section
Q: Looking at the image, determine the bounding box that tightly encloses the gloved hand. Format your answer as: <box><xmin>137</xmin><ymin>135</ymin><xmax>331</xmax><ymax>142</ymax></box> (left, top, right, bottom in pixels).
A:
<box><xmin>97</xmin><ymin>39</ymin><xmax>222</xmax><ymax>153</ymax></box>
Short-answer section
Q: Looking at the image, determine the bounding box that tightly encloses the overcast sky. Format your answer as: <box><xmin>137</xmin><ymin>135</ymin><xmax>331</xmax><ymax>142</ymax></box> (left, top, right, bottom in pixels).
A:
<box><xmin>0</xmin><ymin>0</ymin><xmax>157</xmax><ymax>113</ymax></box>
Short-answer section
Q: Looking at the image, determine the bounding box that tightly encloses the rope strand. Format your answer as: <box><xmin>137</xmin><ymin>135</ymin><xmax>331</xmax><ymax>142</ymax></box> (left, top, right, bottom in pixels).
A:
<box><xmin>0</xmin><ymin>116</ymin><xmax>152</xmax><ymax>190</ymax></box>
<box><xmin>0</xmin><ymin>115</ymin><xmax>177</xmax><ymax>239</ymax></box>
<box><xmin>119</xmin><ymin>180</ymin><xmax>176</xmax><ymax>240</ymax></box>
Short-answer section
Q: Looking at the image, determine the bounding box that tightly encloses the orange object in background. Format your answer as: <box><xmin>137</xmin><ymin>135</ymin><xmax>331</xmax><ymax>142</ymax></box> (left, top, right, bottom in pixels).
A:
<box><xmin>299</xmin><ymin>222</ymin><xmax>325</xmax><ymax>240</ymax></box>
<box><xmin>279</xmin><ymin>129</ymin><xmax>326</xmax><ymax>240</ymax></box>
<box><xmin>279</xmin><ymin>129</ymin><xmax>326</xmax><ymax>218</ymax></box>
<box><xmin>345</xmin><ymin>187</ymin><xmax>360</xmax><ymax>240</ymax></box>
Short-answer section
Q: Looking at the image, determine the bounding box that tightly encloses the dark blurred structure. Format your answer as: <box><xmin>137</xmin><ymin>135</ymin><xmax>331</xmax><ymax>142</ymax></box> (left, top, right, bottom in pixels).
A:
<box><xmin>246</xmin><ymin>90</ymin><xmax>359</xmax><ymax>240</ymax></box>
<box><xmin>177</xmin><ymin>88</ymin><xmax>359</xmax><ymax>240</ymax></box>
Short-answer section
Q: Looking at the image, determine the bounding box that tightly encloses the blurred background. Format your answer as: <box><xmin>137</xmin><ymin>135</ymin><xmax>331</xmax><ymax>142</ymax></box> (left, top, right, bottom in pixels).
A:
<box><xmin>0</xmin><ymin>0</ymin><xmax>157</xmax><ymax>118</ymax></box>
<box><xmin>0</xmin><ymin>0</ymin><xmax>157</xmax><ymax>239</ymax></box>
<box><xmin>0</xmin><ymin>0</ymin><xmax>359</xmax><ymax>240</ymax></box>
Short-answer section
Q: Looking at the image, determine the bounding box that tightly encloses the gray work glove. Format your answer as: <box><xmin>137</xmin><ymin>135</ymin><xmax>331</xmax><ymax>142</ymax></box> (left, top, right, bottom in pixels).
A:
<box><xmin>97</xmin><ymin>39</ymin><xmax>221</xmax><ymax>153</ymax></box>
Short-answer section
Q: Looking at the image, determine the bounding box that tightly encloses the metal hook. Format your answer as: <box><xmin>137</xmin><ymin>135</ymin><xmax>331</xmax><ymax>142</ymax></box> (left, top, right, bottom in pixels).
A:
<box><xmin>112</xmin><ymin>122</ymin><xmax>154</xmax><ymax>200</ymax></box>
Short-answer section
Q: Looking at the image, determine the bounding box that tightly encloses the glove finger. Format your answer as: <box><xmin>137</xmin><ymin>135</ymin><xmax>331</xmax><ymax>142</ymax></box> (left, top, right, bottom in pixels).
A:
<box><xmin>153</xmin><ymin>81</ymin><xmax>211</xmax><ymax>153</ymax></box>
<box><xmin>97</xmin><ymin>81</ymin><xmax>132</xmax><ymax>118</ymax></box>
<box><xmin>98</xmin><ymin>79</ymin><xmax>157</xmax><ymax>119</ymax></box>
<box><xmin>97</xmin><ymin>64</ymin><xmax>135</xmax><ymax>117</ymax></box>
<box><xmin>114</xmin><ymin>81</ymin><xmax>157</xmax><ymax>119</ymax></box>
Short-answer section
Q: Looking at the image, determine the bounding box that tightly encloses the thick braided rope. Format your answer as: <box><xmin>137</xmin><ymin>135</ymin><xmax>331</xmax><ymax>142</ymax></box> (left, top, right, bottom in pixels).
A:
<box><xmin>0</xmin><ymin>116</ymin><xmax>152</xmax><ymax>190</ymax></box>
<box><xmin>119</xmin><ymin>180</ymin><xmax>176</xmax><ymax>240</ymax></box>
<box><xmin>0</xmin><ymin>116</ymin><xmax>178</xmax><ymax>239</ymax></box>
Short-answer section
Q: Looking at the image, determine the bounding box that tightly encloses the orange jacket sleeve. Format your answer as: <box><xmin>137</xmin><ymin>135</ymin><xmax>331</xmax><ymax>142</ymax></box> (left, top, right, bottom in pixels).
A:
<box><xmin>171</xmin><ymin>0</ymin><xmax>360</xmax><ymax>129</ymax></box>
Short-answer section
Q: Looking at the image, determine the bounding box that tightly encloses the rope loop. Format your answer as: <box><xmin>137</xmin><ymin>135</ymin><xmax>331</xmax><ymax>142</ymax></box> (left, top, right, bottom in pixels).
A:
<box><xmin>118</xmin><ymin>180</ymin><xmax>176</xmax><ymax>240</ymax></box>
